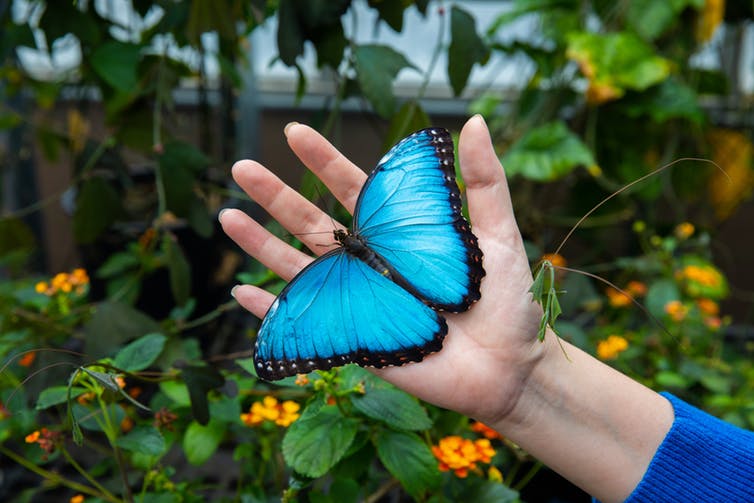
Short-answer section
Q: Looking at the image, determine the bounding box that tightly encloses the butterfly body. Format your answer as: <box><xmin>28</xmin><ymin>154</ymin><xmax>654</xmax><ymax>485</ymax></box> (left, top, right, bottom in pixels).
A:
<box><xmin>254</xmin><ymin>128</ymin><xmax>485</xmax><ymax>381</ymax></box>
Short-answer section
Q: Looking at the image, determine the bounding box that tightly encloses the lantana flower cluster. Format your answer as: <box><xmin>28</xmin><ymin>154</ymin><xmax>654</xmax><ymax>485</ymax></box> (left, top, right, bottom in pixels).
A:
<box><xmin>431</xmin><ymin>420</ymin><xmax>499</xmax><ymax>479</ymax></box>
<box><xmin>35</xmin><ymin>268</ymin><xmax>90</xmax><ymax>296</ymax></box>
<box><xmin>240</xmin><ymin>396</ymin><xmax>300</xmax><ymax>427</ymax></box>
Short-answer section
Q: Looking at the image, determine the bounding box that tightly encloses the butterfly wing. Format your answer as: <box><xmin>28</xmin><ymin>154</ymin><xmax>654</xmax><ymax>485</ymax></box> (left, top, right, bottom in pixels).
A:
<box><xmin>355</xmin><ymin>128</ymin><xmax>485</xmax><ymax>312</ymax></box>
<box><xmin>254</xmin><ymin>249</ymin><xmax>447</xmax><ymax>381</ymax></box>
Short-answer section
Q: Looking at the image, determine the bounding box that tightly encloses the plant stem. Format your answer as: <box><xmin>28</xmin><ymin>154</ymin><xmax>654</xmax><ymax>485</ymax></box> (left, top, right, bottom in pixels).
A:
<box><xmin>0</xmin><ymin>445</ymin><xmax>123</xmax><ymax>503</ymax></box>
<box><xmin>512</xmin><ymin>460</ymin><xmax>543</xmax><ymax>491</ymax></box>
<box><xmin>61</xmin><ymin>445</ymin><xmax>122</xmax><ymax>502</ymax></box>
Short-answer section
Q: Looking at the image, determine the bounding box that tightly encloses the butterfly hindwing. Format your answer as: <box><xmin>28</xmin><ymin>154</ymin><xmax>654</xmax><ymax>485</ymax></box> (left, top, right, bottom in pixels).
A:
<box><xmin>254</xmin><ymin>250</ymin><xmax>447</xmax><ymax>381</ymax></box>
<box><xmin>355</xmin><ymin>128</ymin><xmax>485</xmax><ymax>312</ymax></box>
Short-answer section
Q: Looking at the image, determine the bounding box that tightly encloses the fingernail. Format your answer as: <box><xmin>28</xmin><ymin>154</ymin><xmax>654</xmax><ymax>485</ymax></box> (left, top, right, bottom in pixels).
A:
<box><xmin>218</xmin><ymin>208</ymin><xmax>229</xmax><ymax>224</ymax></box>
<box><xmin>284</xmin><ymin>121</ymin><xmax>299</xmax><ymax>137</ymax></box>
<box><xmin>230</xmin><ymin>285</ymin><xmax>240</xmax><ymax>299</ymax></box>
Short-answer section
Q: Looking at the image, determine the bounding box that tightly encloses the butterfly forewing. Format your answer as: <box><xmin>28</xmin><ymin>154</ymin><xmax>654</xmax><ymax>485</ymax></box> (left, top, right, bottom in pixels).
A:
<box><xmin>355</xmin><ymin>128</ymin><xmax>484</xmax><ymax>312</ymax></box>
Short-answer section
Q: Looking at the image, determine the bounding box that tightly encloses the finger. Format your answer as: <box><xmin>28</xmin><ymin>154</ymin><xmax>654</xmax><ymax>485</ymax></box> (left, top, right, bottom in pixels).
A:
<box><xmin>232</xmin><ymin>160</ymin><xmax>344</xmax><ymax>255</ymax></box>
<box><xmin>459</xmin><ymin>115</ymin><xmax>518</xmax><ymax>237</ymax></box>
<box><xmin>231</xmin><ymin>284</ymin><xmax>275</xmax><ymax>319</ymax></box>
<box><xmin>219</xmin><ymin>208</ymin><xmax>313</xmax><ymax>281</ymax></box>
<box><xmin>285</xmin><ymin>123</ymin><xmax>368</xmax><ymax>213</ymax></box>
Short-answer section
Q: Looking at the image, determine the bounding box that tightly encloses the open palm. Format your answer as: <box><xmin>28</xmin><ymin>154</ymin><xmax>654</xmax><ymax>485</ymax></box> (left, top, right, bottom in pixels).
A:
<box><xmin>220</xmin><ymin>116</ymin><xmax>547</xmax><ymax>424</ymax></box>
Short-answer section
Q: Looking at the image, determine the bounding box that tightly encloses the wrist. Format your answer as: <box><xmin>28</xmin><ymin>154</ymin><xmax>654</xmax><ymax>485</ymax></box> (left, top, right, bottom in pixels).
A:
<box><xmin>487</xmin><ymin>330</ymin><xmax>673</xmax><ymax>502</ymax></box>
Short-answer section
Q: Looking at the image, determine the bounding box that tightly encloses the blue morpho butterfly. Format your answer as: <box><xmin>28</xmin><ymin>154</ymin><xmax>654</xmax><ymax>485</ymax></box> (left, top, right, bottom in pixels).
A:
<box><xmin>254</xmin><ymin>128</ymin><xmax>485</xmax><ymax>380</ymax></box>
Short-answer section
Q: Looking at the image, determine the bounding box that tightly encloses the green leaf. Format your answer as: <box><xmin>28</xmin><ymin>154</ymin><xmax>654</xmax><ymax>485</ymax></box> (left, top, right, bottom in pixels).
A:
<box><xmin>36</xmin><ymin>386</ymin><xmax>87</xmax><ymax>410</ymax></box>
<box><xmin>90</xmin><ymin>41</ymin><xmax>142</xmax><ymax>92</ymax></box>
<box><xmin>566</xmin><ymin>31</ymin><xmax>671</xmax><ymax>99</ymax></box>
<box><xmin>181</xmin><ymin>365</ymin><xmax>225</xmax><ymax>425</ymax></box>
<box><xmin>655</xmin><ymin>370</ymin><xmax>690</xmax><ymax>389</ymax></box>
<box><xmin>163</xmin><ymin>235</ymin><xmax>192</xmax><ymax>307</ymax></box>
<box><xmin>114</xmin><ymin>333</ymin><xmax>167</xmax><ymax>372</ymax></box>
<box><xmin>351</xmin><ymin>388</ymin><xmax>431</xmax><ymax>431</ymax></box>
<box><xmin>282</xmin><ymin>405</ymin><xmax>358</xmax><ymax>478</ymax></box>
<box><xmin>502</xmin><ymin>121</ymin><xmax>595</xmax><ymax>181</ymax></box>
<box><xmin>353</xmin><ymin>44</ymin><xmax>415</xmax><ymax>117</ymax></box>
<box><xmin>468</xmin><ymin>481</ymin><xmax>520</xmax><ymax>503</ymax></box>
<box><xmin>159</xmin><ymin>380</ymin><xmax>191</xmax><ymax>407</ymax></box>
<box><xmin>83</xmin><ymin>301</ymin><xmax>160</xmax><ymax>358</ymax></box>
<box><xmin>186</xmin><ymin>0</ymin><xmax>237</xmax><ymax>44</ymax></box>
<box><xmin>368</xmin><ymin>0</ymin><xmax>407</xmax><ymax>31</ymax></box>
<box><xmin>96</xmin><ymin>251</ymin><xmax>140</xmax><ymax>278</ymax></box>
<box><xmin>116</xmin><ymin>426</ymin><xmax>166</xmax><ymax>456</ymax></box>
<box><xmin>374</xmin><ymin>429</ymin><xmax>440</xmax><ymax>499</ymax></box>
<box><xmin>276</xmin><ymin>0</ymin><xmax>304</xmax><ymax>65</ymax></box>
<box><xmin>645</xmin><ymin>279</ymin><xmax>680</xmax><ymax>318</ymax></box>
<box><xmin>448</xmin><ymin>5</ymin><xmax>489</xmax><ymax>96</ymax></box>
<box><xmin>626</xmin><ymin>0</ymin><xmax>677</xmax><ymax>40</ymax></box>
<box><xmin>183</xmin><ymin>419</ymin><xmax>225</xmax><ymax>465</ymax></box>
<box><xmin>73</xmin><ymin>177</ymin><xmax>123</xmax><ymax>244</ymax></box>
<box><xmin>159</xmin><ymin>141</ymin><xmax>209</xmax><ymax>217</ymax></box>
<box><xmin>382</xmin><ymin>101</ymin><xmax>431</xmax><ymax>152</ymax></box>
<box><xmin>622</xmin><ymin>78</ymin><xmax>704</xmax><ymax>125</ymax></box>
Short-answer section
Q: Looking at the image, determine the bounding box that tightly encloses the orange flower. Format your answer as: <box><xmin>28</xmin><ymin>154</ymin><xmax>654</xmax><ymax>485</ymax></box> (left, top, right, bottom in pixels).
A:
<box><xmin>431</xmin><ymin>436</ymin><xmax>497</xmax><ymax>478</ymax></box>
<box><xmin>681</xmin><ymin>265</ymin><xmax>721</xmax><ymax>288</ymax></box>
<box><xmin>18</xmin><ymin>351</ymin><xmax>36</xmax><ymax>367</ymax></box>
<box><xmin>471</xmin><ymin>421</ymin><xmax>502</xmax><ymax>440</ymax></box>
<box><xmin>606</xmin><ymin>287</ymin><xmax>632</xmax><ymax>308</ymax></box>
<box><xmin>664</xmin><ymin>300</ymin><xmax>689</xmax><ymax>322</ymax></box>
<box><xmin>70</xmin><ymin>495</ymin><xmax>85</xmax><ymax>503</ymax></box>
<box><xmin>626</xmin><ymin>281</ymin><xmax>647</xmax><ymax>297</ymax></box>
<box><xmin>25</xmin><ymin>430</ymin><xmax>41</xmax><ymax>443</ymax></box>
<box><xmin>120</xmin><ymin>416</ymin><xmax>134</xmax><ymax>433</ymax></box>
<box><xmin>597</xmin><ymin>335</ymin><xmax>629</xmax><ymax>360</ymax></box>
<box><xmin>35</xmin><ymin>268</ymin><xmax>90</xmax><ymax>296</ymax></box>
<box><xmin>704</xmin><ymin>316</ymin><xmax>722</xmax><ymax>330</ymax></box>
<box><xmin>541</xmin><ymin>253</ymin><xmax>567</xmax><ymax>268</ymax></box>
<box><xmin>240</xmin><ymin>396</ymin><xmax>300</xmax><ymax>427</ymax></box>
<box><xmin>697</xmin><ymin>298</ymin><xmax>719</xmax><ymax>316</ymax></box>
<box><xmin>294</xmin><ymin>374</ymin><xmax>310</xmax><ymax>386</ymax></box>
<box><xmin>674</xmin><ymin>222</ymin><xmax>695</xmax><ymax>239</ymax></box>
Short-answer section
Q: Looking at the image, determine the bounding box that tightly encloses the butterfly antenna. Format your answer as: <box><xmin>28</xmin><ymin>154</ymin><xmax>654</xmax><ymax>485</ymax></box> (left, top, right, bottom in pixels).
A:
<box><xmin>556</xmin><ymin>265</ymin><xmax>678</xmax><ymax>343</ymax></box>
<box><xmin>553</xmin><ymin>158</ymin><xmax>727</xmax><ymax>257</ymax></box>
<box><xmin>4</xmin><ymin>361</ymin><xmax>80</xmax><ymax>412</ymax></box>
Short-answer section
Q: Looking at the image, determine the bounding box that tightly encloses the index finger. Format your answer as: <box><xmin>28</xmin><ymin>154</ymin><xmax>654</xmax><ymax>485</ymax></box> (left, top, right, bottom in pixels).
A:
<box><xmin>284</xmin><ymin>123</ymin><xmax>368</xmax><ymax>214</ymax></box>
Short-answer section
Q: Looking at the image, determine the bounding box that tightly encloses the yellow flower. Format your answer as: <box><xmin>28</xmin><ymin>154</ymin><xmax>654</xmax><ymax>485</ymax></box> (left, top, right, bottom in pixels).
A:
<box><xmin>431</xmin><ymin>436</ymin><xmax>497</xmax><ymax>478</ymax></box>
<box><xmin>696</xmin><ymin>0</ymin><xmax>725</xmax><ymax>43</ymax></box>
<box><xmin>35</xmin><ymin>268</ymin><xmax>90</xmax><ymax>296</ymax></box>
<box><xmin>681</xmin><ymin>265</ymin><xmax>721</xmax><ymax>288</ymax></box>
<box><xmin>488</xmin><ymin>465</ymin><xmax>504</xmax><ymax>483</ymax></box>
<box><xmin>707</xmin><ymin>128</ymin><xmax>754</xmax><ymax>219</ymax></box>
<box><xmin>596</xmin><ymin>335</ymin><xmax>629</xmax><ymax>360</ymax></box>
<box><xmin>240</xmin><ymin>396</ymin><xmax>300</xmax><ymax>427</ymax></box>
<box><xmin>664</xmin><ymin>300</ymin><xmax>689</xmax><ymax>322</ymax></box>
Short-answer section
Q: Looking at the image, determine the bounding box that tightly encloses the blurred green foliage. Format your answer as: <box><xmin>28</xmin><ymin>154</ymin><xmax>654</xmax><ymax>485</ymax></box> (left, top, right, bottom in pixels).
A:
<box><xmin>1</xmin><ymin>0</ymin><xmax>753</xmax><ymax>501</ymax></box>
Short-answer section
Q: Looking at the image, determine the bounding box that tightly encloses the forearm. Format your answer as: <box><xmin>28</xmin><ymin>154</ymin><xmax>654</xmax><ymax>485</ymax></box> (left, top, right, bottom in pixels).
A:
<box><xmin>491</xmin><ymin>331</ymin><xmax>673</xmax><ymax>502</ymax></box>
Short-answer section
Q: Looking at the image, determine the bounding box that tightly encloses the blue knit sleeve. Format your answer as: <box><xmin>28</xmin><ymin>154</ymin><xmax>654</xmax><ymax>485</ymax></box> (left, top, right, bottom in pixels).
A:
<box><xmin>625</xmin><ymin>392</ymin><xmax>754</xmax><ymax>502</ymax></box>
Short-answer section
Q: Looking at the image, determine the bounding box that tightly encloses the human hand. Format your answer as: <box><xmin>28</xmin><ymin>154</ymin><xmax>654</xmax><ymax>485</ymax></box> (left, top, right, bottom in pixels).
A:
<box><xmin>220</xmin><ymin>115</ymin><xmax>547</xmax><ymax>425</ymax></box>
